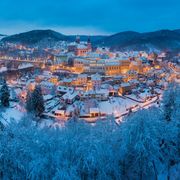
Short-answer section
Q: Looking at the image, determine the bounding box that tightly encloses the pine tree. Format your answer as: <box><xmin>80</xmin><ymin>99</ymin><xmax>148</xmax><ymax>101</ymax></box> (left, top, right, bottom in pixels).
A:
<box><xmin>0</xmin><ymin>79</ymin><xmax>10</xmax><ymax>107</ymax></box>
<box><xmin>31</xmin><ymin>85</ymin><xmax>45</xmax><ymax>117</ymax></box>
<box><xmin>161</xmin><ymin>83</ymin><xmax>180</xmax><ymax>179</ymax></box>
<box><xmin>162</xmin><ymin>83</ymin><xmax>175</xmax><ymax>122</ymax></box>
<box><xmin>26</xmin><ymin>89</ymin><xmax>33</xmax><ymax>113</ymax></box>
<box><xmin>119</xmin><ymin>108</ymin><xmax>163</xmax><ymax>179</ymax></box>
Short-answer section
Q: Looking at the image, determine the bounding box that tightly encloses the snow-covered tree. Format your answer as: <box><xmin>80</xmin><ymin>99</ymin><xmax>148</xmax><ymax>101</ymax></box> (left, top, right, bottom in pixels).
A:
<box><xmin>0</xmin><ymin>88</ymin><xmax>179</xmax><ymax>180</ymax></box>
<box><xmin>118</xmin><ymin>108</ymin><xmax>164</xmax><ymax>179</ymax></box>
<box><xmin>161</xmin><ymin>83</ymin><xmax>180</xmax><ymax>179</ymax></box>
<box><xmin>26</xmin><ymin>89</ymin><xmax>33</xmax><ymax>113</ymax></box>
<box><xmin>162</xmin><ymin>83</ymin><xmax>176</xmax><ymax>122</ymax></box>
<box><xmin>31</xmin><ymin>85</ymin><xmax>45</xmax><ymax>117</ymax></box>
<box><xmin>0</xmin><ymin>79</ymin><xmax>10</xmax><ymax>107</ymax></box>
<box><xmin>0</xmin><ymin>116</ymin><xmax>120</xmax><ymax>180</ymax></box>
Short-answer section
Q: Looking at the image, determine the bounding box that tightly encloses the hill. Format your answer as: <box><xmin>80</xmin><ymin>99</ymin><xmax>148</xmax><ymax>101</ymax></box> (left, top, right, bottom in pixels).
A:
<box><xmin>0</xmin><ymin>34</ymin><xmax>7</xmax><ymax>40</ymax></box>
<box><xmin>1</xmin><ymin>29</ymin><xmax>180</xmax><ymax>51</ymax></box>
<box><xmin>97</xmin><ymin>29</ymin><xmax>180</xmax><ymax>51</ymax></box>
<box><xmin>174</xmin><ymin>29</ymin><xmax>180</xmax><ymax>34</ymax></box>
<box><xmin>69</xmin><ymin>35</ymin><xmax>107</xmax><ymax>43</ymax></box>
<box><xmin>1</xmin><ymin>30</ymin><xmax>69</xmax><ymax>44</ymax></box>
<box><xmin>1</xmin><ymin>30</ymin><xmax>107</xmax><ymax>45</ymax></box>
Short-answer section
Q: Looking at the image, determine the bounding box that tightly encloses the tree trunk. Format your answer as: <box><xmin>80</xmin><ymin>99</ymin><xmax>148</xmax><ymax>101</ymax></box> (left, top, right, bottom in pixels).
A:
<box><xmin>152</xmin><ymin>161</ymin><xmax>158</xmax><ymax>180</ymax></box>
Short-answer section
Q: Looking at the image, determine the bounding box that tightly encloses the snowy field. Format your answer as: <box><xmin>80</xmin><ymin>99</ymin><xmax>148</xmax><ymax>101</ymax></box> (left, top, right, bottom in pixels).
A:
<box><xmin>0</xmin><ymin>102</ymin><xmax>25</xmax><ymax>125</ymax></box>
<box><xmin>99</xmin><ymin>97</ymin><xmax>137</xmax><ymax>115</ymax></box>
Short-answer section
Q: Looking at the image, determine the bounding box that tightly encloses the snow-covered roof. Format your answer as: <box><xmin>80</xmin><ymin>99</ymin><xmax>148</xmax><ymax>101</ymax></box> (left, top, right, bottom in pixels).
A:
<box><xmin>85</xmin><ymin>89</ymin><xmax>109</xmax><ymax>96</ymax></box>
<box><xmin>131</xmin><ymin>61</ymin><xmax>138</xmax><ymax>66</ymax></box>
<box><xmin>86</xmin><ymin>52</ymin><xmax>101</xmax><ymax>58</ymax></box>
<box><xmin>105</xmin><ymin>61</ymin><xmax>120</xmax><ymax>66</ymax></box>
<box><xmin>78</xmin><ymin>74</ymin><xmax>87</xmax><ymax>78</ymax></box>
<box><xmin>0</xmin><ymin>67</ymin><xmax>7</xmax><ymax>73</ymax></box>
<box><xmin>77</xmin><ymin>44</ymin><xmax>87</xmax><ymax>49</ymax></box>
<box><xmin>129</xmin><ymin>79</ymin><xmax>139</xmax><ymax>84</ymax></box>
<box><xmin>54</xmin><ymin>110</ymin><xmax>65</xmax><ymax>114</ymax></box>
<box><xmin>90</xmin><ymin>108</ymin><xmax>100</xmax><ymax>114</ymax></box>
<box><xmin>40</xmin><ymin>81</ymin><xmax>54</xmax><ymax>87</ymax></box>
<box><xmin>91</xmin><ymin>74</ymin><xmax>101</xmax><ymax>81</ymax></box>
<box><xmin>43</xmin><ymin>71</ymin><xmax>52</xmax><ymax>77</ymax></box>
<box><xmin>121</xmin><ymin>83</ymin><xmax>131</xmax><ymax>87</ymax></box>
<box><xmin>18</xmin><ymin>63</ymin><xmax>33</xmax><ymax>70</ymax></box>
<box><xmin>62</xmin><ymin>91</ymin><xmax>78</xmax><ymax>100</ymax></box>
<box><xmin>43</xmin><ymin>94</ymin><xmax>53</xmax><ymax>101</ymax></box>
<box><xmin>57</xmin><ymin>86</ymin><xmax>74</xmax><ymax>93</ymax></box>
<box><xmin>62</xmin><ymin>78</ymin><xmax>73</xmax><ymax>83</ymax></box>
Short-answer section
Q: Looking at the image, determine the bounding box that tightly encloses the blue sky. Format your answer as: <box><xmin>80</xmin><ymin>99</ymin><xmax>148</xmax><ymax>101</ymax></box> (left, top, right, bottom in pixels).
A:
<box><xmin>0</xmin><ymin>0</ymin><xmax>179</xmax><ymax>35</ymax></box>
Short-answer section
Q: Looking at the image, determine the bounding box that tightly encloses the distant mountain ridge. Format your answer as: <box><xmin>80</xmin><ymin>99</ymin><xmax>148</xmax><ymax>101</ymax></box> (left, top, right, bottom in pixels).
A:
<box><xmin>1</xmin><ymin>30</ymin><xmax>68</xmax><ymax>44</ymax></box>
<box><xmin>0</xmin><ymin>34</ymin><xmax>6</xmax><ymax>41</ymax></box>
<box><xmin>0</xmin><ymin>34</ymin><xmax>7</xmax><ymax>38</ymax></box>
<box><xmin>97</xmin><ymin>29</ymin><xmax>180</xmax><ymax>51</ymax></box>
<box><xmin>1</xmin><ymin>29</ymin><xmax>180</xmax><ymax>51</ymax></box>
<box><xmin>1</xmin><ymin>30</ymin><xmax>107</xmax><ymax>45</ymax></box>
<box><xmin>174</xmin><ymin>29</ymin><xmax>180</xmax><ymax>34</ymax></box>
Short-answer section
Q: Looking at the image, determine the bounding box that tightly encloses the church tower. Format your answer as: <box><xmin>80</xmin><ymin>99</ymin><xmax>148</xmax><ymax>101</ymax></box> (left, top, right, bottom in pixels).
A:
<box><xmin>87</xmin><ymin>37</ymin><xmax>92</xmax><ymax>51</ymax></box>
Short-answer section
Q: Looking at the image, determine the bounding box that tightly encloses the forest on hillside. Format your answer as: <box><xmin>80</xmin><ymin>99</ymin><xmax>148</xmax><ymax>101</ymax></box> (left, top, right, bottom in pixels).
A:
<box><xmin>0</xmin><ymin>83</ymin><xmax>179</xmax><ymax>180</ymax></box>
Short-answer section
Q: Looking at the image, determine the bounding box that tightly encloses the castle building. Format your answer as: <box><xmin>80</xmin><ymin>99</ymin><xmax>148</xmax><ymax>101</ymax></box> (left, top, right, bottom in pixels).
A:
<box><xmin>75</xmin><ymin>37</ymin><xmax>92</xmax><ymax>56</ymax></box>
<box><xmin>73</xmin><ymin>57</ymin><xmax>131</xmax><ymax>75</ymax></box>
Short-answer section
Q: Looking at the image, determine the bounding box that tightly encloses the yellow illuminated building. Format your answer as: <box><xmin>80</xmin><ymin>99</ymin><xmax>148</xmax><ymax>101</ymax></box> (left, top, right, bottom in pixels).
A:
<box><xmin>49</xmin><ymin>77</ymin><xmax>59</xmax><ymax>84</ymax></box>
<box><xmin>73</xmin><ymin>57</ymin><xmax>131</xmax><ymax>76</ymax></box>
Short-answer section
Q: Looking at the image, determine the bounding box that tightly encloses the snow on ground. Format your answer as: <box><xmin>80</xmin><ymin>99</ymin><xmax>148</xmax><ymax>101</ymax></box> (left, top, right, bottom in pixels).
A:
<box><xmin>0</xmin><ymin>102</ymin><xmax>64</xmax><ymax>128</ymax></box>
<box><xmin>1</xmin><ymin>104</ymin><xmax>25</xmax><ymax>124</ymax></box>
<box><xmin>0</xmin><ymin>93</ymin><xmax>160</xmax><ymax>127</ymax></box>
<box><xmin>126</xmin><ymin>94</ymin><xmax>143</xmax><ymax>101</ymax></box>
<box><xmin>39</xmin><ymin>119</ymin><xmax>56</xmax><ymax>129</ymax></box>
<box><xmin>139</xmin><ymin>96</ymin><xmax>159</xmax><ymax>109</ymax></box>
<box><xmin>126</xmin><ymin>90</ymin><xmax>154</xmax><ymax>102</ymax></box>
<box><xmin>169</xmin><ymin>163</ymin><xmax>180</xmax><ymax>180</ymax></box>
<box><xmin>99</xmin><ymin>97</ymin><xmax>137</xmax><ymax>116</ymax></box>
<box><xmin>158</xmin><ymin>163</ymin><xmax>180</xmax><ymax>180</ymax></box>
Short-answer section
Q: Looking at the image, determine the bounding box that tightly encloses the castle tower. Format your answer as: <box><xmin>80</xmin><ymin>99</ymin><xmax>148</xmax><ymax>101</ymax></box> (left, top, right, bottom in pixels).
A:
<box><xmin>87</xmin><ymin>36</ymin><xmax>92</xmax><ymax>51</ymax></box>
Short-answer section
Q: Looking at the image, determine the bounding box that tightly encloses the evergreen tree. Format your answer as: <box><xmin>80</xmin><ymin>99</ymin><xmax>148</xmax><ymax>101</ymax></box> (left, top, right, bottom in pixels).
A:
<box><xmin>161</xmin><ymin>83</ymin><xmax>180</xmax><ymax>179</ymax></box>
<box><xmin>119</xmin><ymin>108</ymin><xmax>163</xmax><ymax>179</ymax></box>
<box><xmin>31</xmin><ymin>85</ymin><xmax>45</xmax><ymax>117</ymax></box>
<box><xmin>0</xmin><ymin>106</ymin><xmax>179</xmax><ymax>179</ymax></box>
<box><xmin>162</xmin><ymin>83</ymin><xmax>176</xmax><ymax>122</ymax></box>
<box><xmin>26</xmin><ymin>89</ymin><xmax>33</xmax><ymax>113</ymax></box>
<box><xmin>0</xmin><ymin>79</ymin><xmax>10</xmax><ymax>107</ymax></box>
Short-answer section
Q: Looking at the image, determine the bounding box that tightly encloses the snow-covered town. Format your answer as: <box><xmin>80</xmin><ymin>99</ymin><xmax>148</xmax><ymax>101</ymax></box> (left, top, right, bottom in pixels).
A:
<box><xmin>0</xmin><ymin>0</ymin><xmax>180</xmax><ymax>179</ymax></box>
<box><xmin>0</xmin><ymin>37</ymin><xmax>179</xmax><ymax>126</ymax></box>
<box><xmin>0</xmin><ymin>33</ymin><xmax>180</xmax><ymax>179</ymax></box>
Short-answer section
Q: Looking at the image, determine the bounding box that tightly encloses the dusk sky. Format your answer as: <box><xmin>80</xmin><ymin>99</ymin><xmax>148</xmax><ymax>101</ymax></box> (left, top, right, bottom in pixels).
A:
<box><xmin>0</xmin><ymin>0</ymin><xmax>179</xmax><ymax>35</ymax></box>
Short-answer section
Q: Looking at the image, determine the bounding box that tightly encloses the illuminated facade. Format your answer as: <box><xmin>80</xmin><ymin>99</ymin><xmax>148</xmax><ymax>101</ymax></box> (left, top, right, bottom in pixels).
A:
<box><xmin>74</xmin><ymin>37</ymin><xmax>92</xmax><ymax>56</ymax></box>
<box><xmin>73</xmin><ymin>57</ymin><xmax>131</xmax><ymax>75</ymax></box>
<box><xmin>75</xmin><ymin>44</ymin><xmax>92</xmax><ymax>56</ymax></box>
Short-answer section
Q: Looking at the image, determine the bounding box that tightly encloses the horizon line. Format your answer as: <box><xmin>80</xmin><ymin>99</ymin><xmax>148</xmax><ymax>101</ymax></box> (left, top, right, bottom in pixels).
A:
<box><xmin>1</xmin><ymin>27</ymin><xmax>180</xmax><ymax>37</ymax></box>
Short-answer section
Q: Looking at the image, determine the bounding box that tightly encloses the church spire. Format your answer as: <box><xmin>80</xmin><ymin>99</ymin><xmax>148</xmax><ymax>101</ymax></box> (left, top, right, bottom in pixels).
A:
<box><xmin>87</xmin><ymin>36</ymin><xmax>92</xmax><ymax>50</ymax></box>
